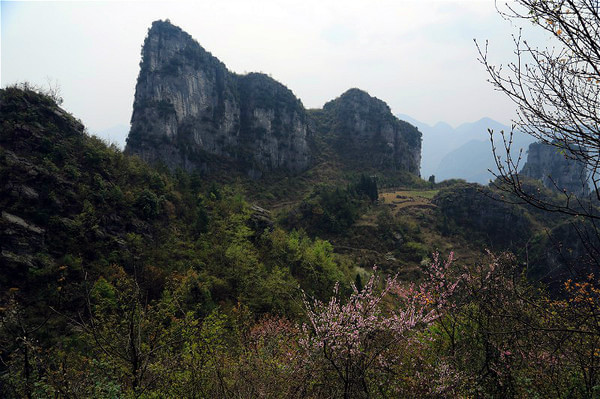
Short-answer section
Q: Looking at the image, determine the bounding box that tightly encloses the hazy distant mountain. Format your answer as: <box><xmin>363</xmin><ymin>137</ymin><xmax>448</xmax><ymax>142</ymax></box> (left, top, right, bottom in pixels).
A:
<box><xmin>91</xmin><ymin>124</ymin><xmax>129</xmax><ymax>149</ymax></box>
<box><xmin>398</xmin><ymin>114</ymin><xmax>535</xmax><ymax>184</ymax></box>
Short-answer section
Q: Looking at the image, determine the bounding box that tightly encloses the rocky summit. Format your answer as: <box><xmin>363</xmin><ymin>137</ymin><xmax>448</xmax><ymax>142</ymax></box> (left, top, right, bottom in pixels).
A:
<box><xmin>317</xmin><ymin>88</ymin><xmax>421</xmax><ymax>174</ymax></box>
<box><xmin>126</xmin><ymin>20</ymin><xmax>311</xmax><ymax>178</ymax></box>
<box><xmin>521</xmin><ymin>141</ymin><xmax>589</xmax><ymax>197</ymax></box>
<box><xmin>126</xmin><ymin>20</ymin><xmax>421</xmax><ymax>178</ymax></box>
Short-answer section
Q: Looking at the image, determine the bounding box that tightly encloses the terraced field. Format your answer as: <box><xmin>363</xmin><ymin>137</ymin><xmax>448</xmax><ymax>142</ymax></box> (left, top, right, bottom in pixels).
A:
<box><xmin>379</xmin><ymin>189</ymin><xmax>438</xmax><ymax>215</ymax></box>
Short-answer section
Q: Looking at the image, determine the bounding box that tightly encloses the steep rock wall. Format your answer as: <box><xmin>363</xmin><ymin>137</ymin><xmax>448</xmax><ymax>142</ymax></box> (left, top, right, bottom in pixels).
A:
<box><xmin>126</xmin><ymin>20</ymin><xmax>310</xmax><ymax>177</ymax></box>
<box><xmin>126</xmin><ymin>21</ymin><xmax>421</xmax><ymax>178</ymax></box>
<box><xmin>521</xmin><ymin>142</ymin><xmax>589</xmax><ymax>196</ymax></box>
<box><xmin>317</xmin><ymin>89</ymin><xmax>421</xmax><ymax>175</ymax></box>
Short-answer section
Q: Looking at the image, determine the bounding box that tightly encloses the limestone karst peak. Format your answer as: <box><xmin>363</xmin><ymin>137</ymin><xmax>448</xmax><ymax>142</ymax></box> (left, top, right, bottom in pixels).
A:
<box><xmin>126</xmin><ymin>21</ymin><xmax>421</xmax><ymax>178</ymax></box>
<box><xmin>126</xmin><ymin>20</ymin><xmax>310</xmax><ymax>178</ymax></box>
<box><xmin>520</xmin><ymin>141</ymin><xmax>589</xmax><ymax>196</ymax></box>
<box><xmin>318</xmin><ymin>88</ymin><xmax>421</xmax><ymax>175</ymax></box>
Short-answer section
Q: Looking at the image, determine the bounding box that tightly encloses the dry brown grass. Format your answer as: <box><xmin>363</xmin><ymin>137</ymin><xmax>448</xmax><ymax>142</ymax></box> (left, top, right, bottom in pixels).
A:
<box><xmin>379</xmin><ymin>189</ymin><xmax>438</xmax><ymax>216</ymax></box>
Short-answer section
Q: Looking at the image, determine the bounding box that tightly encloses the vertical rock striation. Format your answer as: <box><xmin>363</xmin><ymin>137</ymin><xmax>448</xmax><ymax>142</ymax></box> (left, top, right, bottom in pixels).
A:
<box><xmin>521</xmin><ymin>142</ymin><xmax>589</xmax><ymax>196</ymax></box>
<box><xmin>126</xmin><ymin>20</ymin><xmax>310</xmax><ymax>177</ymax></box>
<box><xmin>317</xmin><ymin>89</ymin><xmax>421</xmax><ymax>175</ymax></box>
<box><xmin>126</xmin><ymin>20</ymin><xmax>421</xmax><ymax>178</ymax></box>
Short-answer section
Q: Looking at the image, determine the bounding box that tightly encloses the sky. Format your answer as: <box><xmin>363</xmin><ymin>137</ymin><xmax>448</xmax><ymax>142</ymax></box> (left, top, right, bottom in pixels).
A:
<box><xmin>1</xmin><ymin>0</ymin><xmax>554</xmax><ymax>138</ymax></box>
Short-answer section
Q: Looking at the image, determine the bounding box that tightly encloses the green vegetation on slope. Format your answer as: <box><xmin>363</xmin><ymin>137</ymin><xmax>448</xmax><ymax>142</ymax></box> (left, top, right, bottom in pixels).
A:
<box><xmin>3</xmin><ymin>86</ymin><xmax>600</xmax><ymax>397</ymax></box>
<box><xmin>0</xmin><ymin>87</ymin><xmax>356</xmax><ymax>396</ymax></box>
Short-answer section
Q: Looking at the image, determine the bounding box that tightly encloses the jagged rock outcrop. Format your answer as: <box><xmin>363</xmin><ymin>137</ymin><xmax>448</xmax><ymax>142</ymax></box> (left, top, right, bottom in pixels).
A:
<box><xmin>126</xmin><ymin>20</ymin><xmax>422</xmax><ymax>179</ymax></box>
<box><xmin>314</xmin><ymin>88</ymin><xmax>421</xmax><ymax>175</ymax></box>
<box><xmin>521</xmin><ymin>142</ymin><xmax>589</xmax><ymax>196</ymax></box>
<box><xmin>126</xmin><ymin>20</ymin><xmax>310</xmax><ymax>178</ymax></box>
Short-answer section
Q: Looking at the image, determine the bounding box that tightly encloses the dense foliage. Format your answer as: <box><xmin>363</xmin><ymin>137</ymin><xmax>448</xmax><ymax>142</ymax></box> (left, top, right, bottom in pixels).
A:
<box><xmin>282</xmin><ymin>175</ymin><xmax>378</xmax><ymax>235</ymax></box>
<box><xmin>3</xmin><ymin>86</ymin><xmax>600</xmax><ymax>398</ymax></box>
<box><xmin>0</xmin><ymin>87</ymin><xmax>352</xmax><ymax>397</ymax></box>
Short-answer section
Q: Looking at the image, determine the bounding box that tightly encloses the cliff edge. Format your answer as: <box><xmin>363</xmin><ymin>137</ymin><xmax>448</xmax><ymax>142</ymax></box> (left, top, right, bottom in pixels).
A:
<box><xmin>126</xmin><ymin>20</ymin><xmax>421</xmax><ymax>179</ymax></box>
<box><xmin>126</xmin><ymin>20</ymin><xmax>310</xmax><ymax>178</ymax></box>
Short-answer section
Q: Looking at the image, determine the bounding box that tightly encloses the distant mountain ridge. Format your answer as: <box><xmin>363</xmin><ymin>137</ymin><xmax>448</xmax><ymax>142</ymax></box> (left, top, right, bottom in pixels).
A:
<box><xmin>400</xmin><ymin>114</ymin><xmax>535</xmax><ymax>184</ymax></box>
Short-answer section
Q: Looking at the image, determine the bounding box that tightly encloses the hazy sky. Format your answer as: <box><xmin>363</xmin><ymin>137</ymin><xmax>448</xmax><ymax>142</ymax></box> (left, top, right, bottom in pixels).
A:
<box><xmin>2</xmin><ymin>0</ymin><xmax>553</xmax><ymax>134</ymax></box>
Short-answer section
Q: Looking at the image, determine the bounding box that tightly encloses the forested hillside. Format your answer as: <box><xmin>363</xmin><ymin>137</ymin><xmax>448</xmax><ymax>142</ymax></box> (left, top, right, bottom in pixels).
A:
<box><xmin>2</xmin><ymin>85</ymin><xmax>600</xmax><ymax>398</ymax></box>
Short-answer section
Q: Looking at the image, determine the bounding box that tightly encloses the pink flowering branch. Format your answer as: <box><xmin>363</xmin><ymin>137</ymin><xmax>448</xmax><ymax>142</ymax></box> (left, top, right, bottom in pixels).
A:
<box><xmin>300</xmin><ymin>253</ymin><xmax>460</xmax><ymax>397</ymax></box>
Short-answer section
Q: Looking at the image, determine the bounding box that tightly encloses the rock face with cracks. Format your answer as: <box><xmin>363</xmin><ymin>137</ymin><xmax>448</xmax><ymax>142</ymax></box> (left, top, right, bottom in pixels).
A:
<box><xmin>126</xmin><ymin>20</ymin><xmax>421</xmax><ymax>178</ymax></box>
<box><xmin>521</xmin><ymin>141</ymin><xmax>589</xmax><ymax>197</ymax></box>
<box><xmin>126</xmin><ymin>20</ymin><xmax>310</xmax><ymax>178</ymax></box>
<box><xmin>319</xmin><ymin>88</ymin><xmax>421</xmax><ymax>175</ymax></box>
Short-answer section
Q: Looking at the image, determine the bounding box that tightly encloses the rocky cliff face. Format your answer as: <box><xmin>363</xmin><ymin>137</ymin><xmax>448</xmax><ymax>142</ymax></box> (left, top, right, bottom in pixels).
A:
<box><xmin>127</xmin><ymin>20</ymin><xmax>421</xmax><ymax>178</ymax></box>
<box><xmin>316</xmin><ymin>89</ymin><xmax>421</xmax><ymax>175</ymax></box>
<box><xmin>126</xmin><ymin>20</ymin><xmax>310</xmax><ymax>177</ymax></box>
<box><xmin>521</xmin><ymin>142</ymin><xmax>589</xmax><ymax>196</ymax></box>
